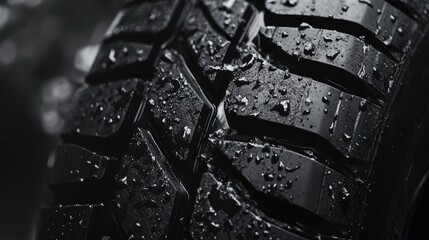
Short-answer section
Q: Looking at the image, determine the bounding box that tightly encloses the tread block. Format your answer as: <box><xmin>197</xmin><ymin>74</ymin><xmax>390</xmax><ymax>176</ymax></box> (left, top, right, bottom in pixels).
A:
<box><xmin>259</xmin><ymin>26</ymin><xmax>397</xmax><ymax>97</ymax></box>
<box><xmin>200</xmin><ymin>0</ymin><xmax>250</xmax><ymax>39</ymax></box>
<box><xmin>113</xmin><ymin>128</ymin><xmax>188</xmax><ymax>240</ymax></box>
<box><xmin>190</xmin><ymin>173</ymin><xmax>306</xmax><ymax>240</ymax></box>
<box><xmin>183</xmin><ymin>5</ymin><xmax>232</xmax><ymax>85</ymax></box>
<box><xmin>210</xmin><ymin>139</ymin><xmax>362</xmax><ymax>226</ymax></box>
<box><xmin>62</xmin><ymin>79</ymin><xmax>144</xmax><ymax>138</ymax></box>
<box><xmin>107</xmin><ymin>0</ymin><xmax>181</xmax><ymax>39</ymax></box>
<box><xmin>50</xmin><ymin>144</ymin><xmax>112</xmax><ymax>185</ymax></box>
<box><xmin>224</xmin><ymin>49</ymin><xmax>382</xmax><ymax>164</ymax></box>
<box><xmin>264</xmin><ymin>0</ymin><xmax>418</xmax><ymax>53</ymax></box>
<box><xmin>88</xmin><ymin>42</ymin><xmax>153</xmax><ymax>80</ymax></box>
<box><xmin>37</xmin><ymin>204</ymin><xmax>104</xmax><ymax>240</ymax></box>
<box><xmin>148</xmin><ymin>50</ymin><xmax>211</xmax><ymax>163</ymax></box>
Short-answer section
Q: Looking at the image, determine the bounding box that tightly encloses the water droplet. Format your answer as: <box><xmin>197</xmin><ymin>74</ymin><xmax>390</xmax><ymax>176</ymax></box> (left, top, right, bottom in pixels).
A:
<box><xmin>359</xmin><ymin>100</ymin><xmax>367</xmax><ymax>112</ymax></box>
<box><xmin>136</xmin><ymin>49</ymin><xmax>145</xmax><ymax>55</ymax></box>
<box><xmin>272</xmin><ymin>100</ymin><xmax>290</xmax><ymax>116</ymax></box>
<box><xmin>254</xmin><ymin>155</ymin><xmax>262</xmax><ymax>165</ymax></box>
<box><xmin>323</xmin><ymin>36</ymin><xmax>333</xmax><ymax>42</ymax></box>
<box><xmin>358</xmin><ymin>64</ymin><xmax>366</xmax><ymax>78</ymax></box>
<box><xmin>358</xmin><ymin>0</ymin><xmax>373</xmax><ymax>7</ymax></box>
<box><xmin>299</xmin><ymin>22</ymin><xmax>312</xmax><ymax>30</ymax></box>
<box><xmin>120</xmin><ymin>176</ymin><xmax>128</xmax><ymax>185</ymax></box>
<box><xmin>383</xmin><ymin>35</ymin><xmax>393</xmax><ymax>46</ymax></box>
<box><xmin>279</xmin><ymin>86</ymin><xmax>288</xmax><ymax>95</ymax></box>
<box><xmin>250</xmin><ymin>111</ymin><xmax>260</xmax><ymax>117</ymax></box>
<box><xmin>264</xmin><ymin>173</ymin><xmax>275</xmax><ymax>181</ymax></box>
<box><xmin>234</xmin><ymin>77</ymin><xmax>251</xmax><ymax>86</ymax></box>
<box><xmin>322</xmin><ymin>96</ymin><xmax>330</xmax><ymax>104</ymax></box>
<box><xmin>285</xmin><ymin>165</ymin><xmax>300</xmax><ymax>172</ymax></box>
<box><xmin>108</xmin><ymin>49</ymin><xmax>116</xmax><ymax>63</ymax></box>
<box><xmin>304</xmin><ymin>42</ymin><xmax>315</xmax><ymax>55</ymax></box>
<box><xmin>149</xmin><ymin>9</ymin><xmax>161</xmax><ymax>21</ymax></box>
<box><xmin>164</xmin><ymin>51</ymin><xmax>174</xmax><ymax>63</ymax></box>
<box><xmin>341</xmin><ymin>186</ymin><xmax>350</xmax><ymax>200</ymax></box>
<box><xmin>183</xmin><ymin>126</ymin><xmax>192</xmax><ymax>140</ymax></box>
<box><xmin>326</xmin><ymin>50</ymin><xmax>340</xmax><ymax>60</ymax></box>
<box><xmin>281</xmin><ymin>31</ymin><xmax>289</xmax><ymax>38</ymax></box>
<box><xmin>236</xmin><ymin>95</ymin><xmax>249</xmax><ymax>105</ymax></box>
<box><xmin>278</xmin><ymin>161</ymin><xmax>285</xmax><ymax>171</ymax></box>
<box><xmin>271</xmin><ymin>153</ymin><xmax>279</xmax><ymax>163</ymax></box>
<box><xmin>343</xmin><ymin>133</ymin><xmax>352</xmax><ymax>142</ymax></box>
<box><xmin>292</xmin><ymin>50</ymin><xmax>301</xmax><ymax>58</ymax></box>
<box><xmin>329</xmin><ymin>122</ymin><xmax>335</xmax><ymax>135</ymax></box>
<box><xmin>281</xmin><ymin>0</ymin><xmax>298</xmax><ymax>7</ymax></box>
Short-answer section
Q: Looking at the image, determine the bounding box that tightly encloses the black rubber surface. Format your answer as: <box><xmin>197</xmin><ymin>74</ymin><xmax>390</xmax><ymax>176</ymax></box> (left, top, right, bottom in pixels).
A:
<box><xmin>37</xmin><ymin>0</ymin><xmax>429</xmax><ymax>239</ymax></box>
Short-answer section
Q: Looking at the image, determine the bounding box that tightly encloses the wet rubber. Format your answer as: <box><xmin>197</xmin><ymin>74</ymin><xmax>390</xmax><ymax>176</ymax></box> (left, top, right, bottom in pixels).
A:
<box><xmin>36</xmin><ymin>0</ymin><xmax>429</xmax><ymax>239</ymax></box>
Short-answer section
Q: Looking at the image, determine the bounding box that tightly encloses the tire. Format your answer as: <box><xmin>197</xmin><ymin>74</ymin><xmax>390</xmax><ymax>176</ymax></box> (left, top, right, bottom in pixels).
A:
<box><xmin>36</xmin><ymin>0</ymin><xmax>429</xmax><ymax>239</ymax></box>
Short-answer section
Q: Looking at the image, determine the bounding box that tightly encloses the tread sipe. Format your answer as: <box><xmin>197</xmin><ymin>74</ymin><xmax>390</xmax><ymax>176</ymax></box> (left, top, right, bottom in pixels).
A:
<box><xmin>37</xmin><ymin>0</ymin><xmax>429</xmax><ymax>239</ymax></box>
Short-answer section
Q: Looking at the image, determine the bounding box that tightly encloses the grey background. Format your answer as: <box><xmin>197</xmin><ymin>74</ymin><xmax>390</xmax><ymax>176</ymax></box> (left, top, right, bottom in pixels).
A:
<box><xmin>0</xmin><ymin>0</ymin><xmax>122</xmax><ymax>239</ymax></box>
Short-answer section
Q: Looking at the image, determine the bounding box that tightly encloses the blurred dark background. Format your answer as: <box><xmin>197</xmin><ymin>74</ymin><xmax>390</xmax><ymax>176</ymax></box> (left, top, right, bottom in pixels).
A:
<box><xmin>0</xmin><ymin>0</ymin><xmax>122</xmax><ymax>239</ymax></box>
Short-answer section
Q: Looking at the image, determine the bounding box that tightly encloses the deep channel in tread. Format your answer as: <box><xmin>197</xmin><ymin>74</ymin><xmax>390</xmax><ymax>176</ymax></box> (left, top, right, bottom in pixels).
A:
<box><xmin>141</xmin><ymin>49</ymin><xmax>215</xmax><ymax>174</ymax></box>
<box><xmin>208</xmin><ymin>138</ymin><xmax>363</xmax><ymax>228</ymax></box>
<box><xmin>190</xmin><ymin>172</ymin><xmax>309</xmax><ymax>240</ymax></box>
<box><xmin>258</xmin><ymin>26</ymin><xmax>397</xmax><ymax>102</ymax></box>
<box><xmin>181</xmin><ymin>0</ymin><xmax>255</xmax><ymax>101</ymax></box>
<box><xmin>39</xmin><ymin>0</ymin><xmax>429</xmax><ymax>239</ymax></box>
<box><xmin>264</xmin><ymin>0</ymin><xmax>418</xmax><ymax>55</ymax></box>
<box><xmin>201</xmin><ymin>140</ymin><xmax>352</xmax><ymax>237</ymax></box>
<box><xmin>223</xmin><ymin>47</ymin><xmax>382</xmax><ymax>172</ymax></box>
<box><xmin>223</xmin><ymin>133</ymin><xmax>360</xmax><ymax>180</ymax></box>
<box><xmin>256</xmin><ymin>35</ymin><xmax>386</xmax><ymax>104</ymax></box>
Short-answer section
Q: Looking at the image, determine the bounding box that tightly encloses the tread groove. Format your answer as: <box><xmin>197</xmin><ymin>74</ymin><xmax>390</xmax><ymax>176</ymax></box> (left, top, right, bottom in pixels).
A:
<box><xmin>211</xmin><ymin>149</ymin><xmax>346</xmax><ymax>238</ymax></box>
<box><xmin>176</xmin><ymin>40</ymin><xmax>220</xmax><ymax>102</ymax></box>
<box><xmin>257</xmin><ymin>33</ymin><xmax>386</xmax><ymax>104</ymax></box>
<box><xmin>264</xmin><ymin>12</ymin><xmax>398</xmax><ymax>61</ymax></box>
<box><xmin>226</xmin><ymin>112</ymin><xmax>368</xmax><ymax>167</ymax></box>
<box><xmin>39</xmin><ymin>0</ymin><xmax>429</xmax><ymax>238</ymax></box>
<box><xmin>175</xmin><ymin>53</ymin><xmax>217</xmax><ymax>170</ymax></box>
<box><xmin>225</xmin><ymin>134</ymin><xmax>358</xmax><ymax>179</ymax></box>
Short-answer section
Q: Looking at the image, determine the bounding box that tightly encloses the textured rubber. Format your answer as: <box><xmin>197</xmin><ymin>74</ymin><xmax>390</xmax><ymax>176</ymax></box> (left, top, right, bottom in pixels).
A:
<box><xmin>37</xmin><ymin>0</ymin><xmax>429</xmax><ymax>239</ymax></box>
